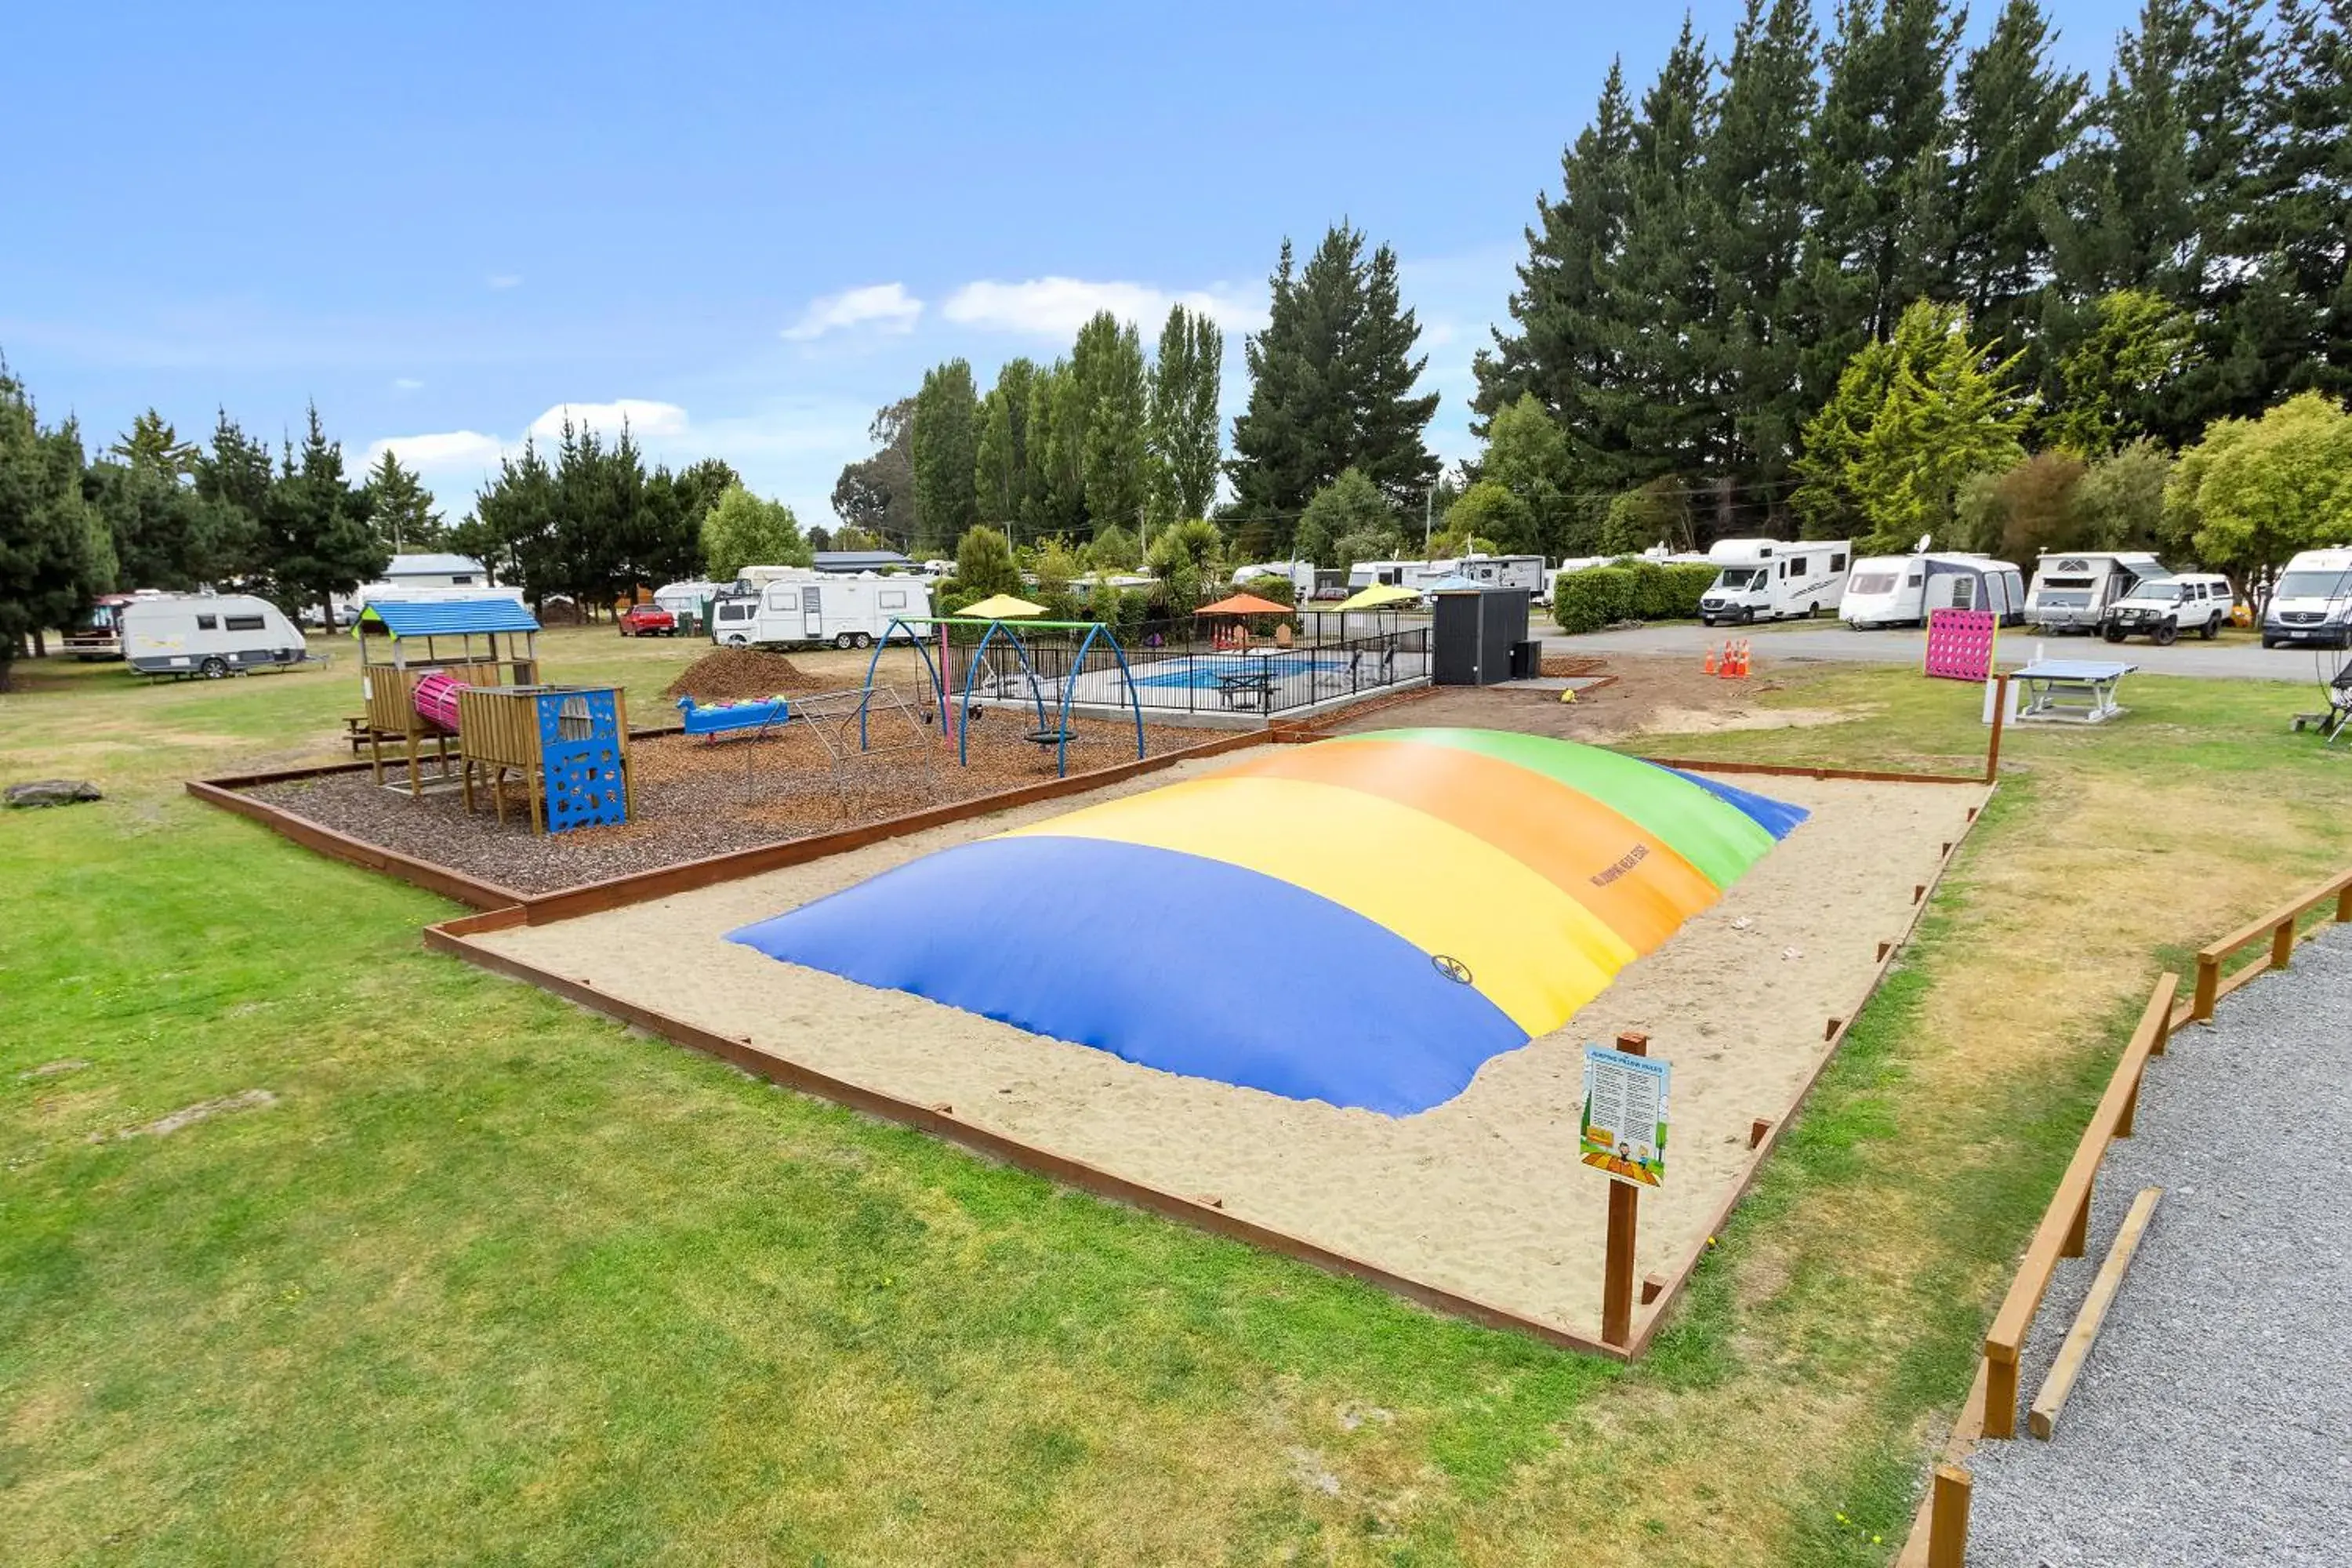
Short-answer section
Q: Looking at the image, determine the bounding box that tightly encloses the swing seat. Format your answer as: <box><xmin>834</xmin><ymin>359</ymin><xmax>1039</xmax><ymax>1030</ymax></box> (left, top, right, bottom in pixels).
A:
<box><xmin>1024</xmin><ymin>728</ymin><xmax>1078</xmax><ymax>748</ymax></box>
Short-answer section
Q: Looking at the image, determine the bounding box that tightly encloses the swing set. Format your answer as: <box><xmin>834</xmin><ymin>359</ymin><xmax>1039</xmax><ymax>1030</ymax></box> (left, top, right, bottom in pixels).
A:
<box><xmin>859</xmin><ymin>615</ymin><xmax>1147</xmax><ymax>779</ymax></box>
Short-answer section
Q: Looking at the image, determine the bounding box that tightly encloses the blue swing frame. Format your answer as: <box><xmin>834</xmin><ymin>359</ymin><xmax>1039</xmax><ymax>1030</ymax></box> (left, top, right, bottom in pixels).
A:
<box><xmin>859</xmin><ymin>615</ymin><xmax>1146</xmax><ymax>778</ymax></box>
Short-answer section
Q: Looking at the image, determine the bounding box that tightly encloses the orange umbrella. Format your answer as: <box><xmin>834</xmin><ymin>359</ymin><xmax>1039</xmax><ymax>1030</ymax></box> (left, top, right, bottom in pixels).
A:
<box><xmin>1192</xmin><ymin>592</ymin><xmax>1291</xmax><ymax>617</ymax></box>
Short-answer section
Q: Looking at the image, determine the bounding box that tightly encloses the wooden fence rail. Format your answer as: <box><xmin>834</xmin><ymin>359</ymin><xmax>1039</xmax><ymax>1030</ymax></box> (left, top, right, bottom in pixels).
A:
<box><xmin>1906</xmin><ymin>858</ymin><xmax>2352</xmax><ymax>1563</ymax></box>
<box><xmin>2184</xmin><ymin>866</ymin><xmax>2352</xmax><ymax>1027</ymax></box>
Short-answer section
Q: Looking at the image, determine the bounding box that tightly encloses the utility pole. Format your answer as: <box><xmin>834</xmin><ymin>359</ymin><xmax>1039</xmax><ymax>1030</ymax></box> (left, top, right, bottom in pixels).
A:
<box><xmin>1424</xmin><ymin>487</ymin><xmax>1435</xmax><ymax>556</ymax></box>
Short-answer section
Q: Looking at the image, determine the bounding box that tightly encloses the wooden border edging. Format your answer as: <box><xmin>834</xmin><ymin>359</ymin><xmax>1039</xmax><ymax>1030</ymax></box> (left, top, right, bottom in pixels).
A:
<box><xmin>185</xmin><ymin>779</ymin><xmax>533</xmax><ymax>909</ymax></box>
<box><xmin>2028</xmin><ymin>1185</ymin><xmax>2162</xmax><ymax>1440</ymax></box>
<box><xmin>1621</xmin><ymin>775</ymin><xmax>1991</xmax><ymax>1358</ymax></box>
<box><xmin>421</xmin><ymin>920</ymin><xmax>1626</xmax><ymax>1362</ymax></box>
<box><xmin>1629</xmin><ymin>756</ymin><xmax>1986</xmax><ymax>786</ymax></box>
<box><xmin>2186</xmin><ymin>866</ymin><xmax>2352</xmax><ymax>1027</ymax></box>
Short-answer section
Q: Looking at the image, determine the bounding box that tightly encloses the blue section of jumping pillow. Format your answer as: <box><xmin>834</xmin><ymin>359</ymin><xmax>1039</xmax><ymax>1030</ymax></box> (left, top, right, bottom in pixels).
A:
<box><xmin>724</xmin><ymin>835</ymin><xmax>1528</xmax><ymax>1117</ymax></box>
<box><xmin>1662</xmin><ymin>767</ymin><xmax>1811</xmax><ymax>840</ymax></box>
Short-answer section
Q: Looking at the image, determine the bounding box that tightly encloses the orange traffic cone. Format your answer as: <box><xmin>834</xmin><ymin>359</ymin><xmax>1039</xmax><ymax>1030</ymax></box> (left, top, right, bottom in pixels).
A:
<box><xmin>1703</xmin><ymin>644</ymin><xmax>1719</xmax><ymax>676</ymax></box>
<box><xmin>1737</xmin><ymin>639</ymin><xmax>1753</xmax><ymax>677</ymax></box>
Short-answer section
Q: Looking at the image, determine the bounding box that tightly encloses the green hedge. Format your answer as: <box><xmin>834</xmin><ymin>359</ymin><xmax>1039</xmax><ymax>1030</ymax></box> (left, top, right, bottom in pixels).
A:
<box><xmin>1551</xmin><ymin>561</ymin><xmax>1718</xmax><ymax>633</ymax></box>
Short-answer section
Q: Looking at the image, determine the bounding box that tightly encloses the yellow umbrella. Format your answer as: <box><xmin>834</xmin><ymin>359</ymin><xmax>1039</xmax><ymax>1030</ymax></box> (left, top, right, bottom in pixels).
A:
<box><xmin>1328</xmin><ymin>583</ymin><xmax>1421</xmax><ymax>612</ymax></box>
<box><xmin>954</xmin><ymin>593</ymin><xmax>1047</xmax><ymax>619</ymax></box>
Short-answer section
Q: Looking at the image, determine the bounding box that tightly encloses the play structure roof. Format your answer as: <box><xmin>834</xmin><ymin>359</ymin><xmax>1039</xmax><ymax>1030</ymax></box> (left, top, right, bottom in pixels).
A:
<box><xmin>1193</xmin><ymin>591</ymin><xmax>1291</xmax><ymax>616</ymax></box>
<box><xmin>358</xmin><ymin>598</ymin><xmax>541</xmax><ymax>637</ymax></box>
<box><xmin>727</xmin><ymin>730</ymin><xmax>1806</xmax><ymax>1117</ymax></box>
<box><xmin>953</xmin><ymin>593</ymin><xmax>1047</xmax><ymax>620</ymax></box>
<box><xmin>1328</xmin><ymin>583</ymin><xmax>1421</xmax><ymax>612</ymax></box>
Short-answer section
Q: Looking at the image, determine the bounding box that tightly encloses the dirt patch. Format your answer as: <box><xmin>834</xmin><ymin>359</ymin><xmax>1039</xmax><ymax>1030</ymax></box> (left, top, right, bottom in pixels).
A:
<box><xmin>662</xmin><ymin>649</ymin><xmax>835</xmax><ymax>704</ymax></box>
<box><xmin>1330</xmin><ymin>655</ymin><xmax>1833</xmax><ymax>744</ymax></box>
<box><xmin>16</xmin><ymin>1059</ymin><xmax>92</xmax><ymax>1081</ymax></box>
<box><xmin>244</xmin><ymin>716</ymin><xmax>1218</xmax><ymax>895</ymax></box>
<box><xmin>103</xmin><ymin>1088</ymin><xmax>277</xmax><ymax>1140</ymax></box>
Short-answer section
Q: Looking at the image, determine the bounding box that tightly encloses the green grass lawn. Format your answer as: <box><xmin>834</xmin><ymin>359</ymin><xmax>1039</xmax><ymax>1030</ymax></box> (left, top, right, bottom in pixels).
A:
<box><xmin>5</xmin><ymin>637</ymin><xmax>2351</xmax><ymax>1564</ymax></box>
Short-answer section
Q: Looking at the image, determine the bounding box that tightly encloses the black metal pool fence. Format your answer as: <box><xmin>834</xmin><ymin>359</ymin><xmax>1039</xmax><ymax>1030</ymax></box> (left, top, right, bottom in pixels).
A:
<box><xmin>951</xmin><ymin>623</ymin><xmax>1432</xmax><ymax>717</ymax></box>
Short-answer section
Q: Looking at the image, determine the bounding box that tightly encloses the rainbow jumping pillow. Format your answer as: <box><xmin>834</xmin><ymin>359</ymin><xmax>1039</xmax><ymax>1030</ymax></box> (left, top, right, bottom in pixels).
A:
<box><xmin>728</xmin><ymin>729</ymin><xmax>1805</xmax><ymax>1116</ymax></box>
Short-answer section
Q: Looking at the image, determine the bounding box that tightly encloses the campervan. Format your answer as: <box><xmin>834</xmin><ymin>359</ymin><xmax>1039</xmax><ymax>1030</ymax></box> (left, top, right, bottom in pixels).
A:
<box><xmin>1447</xmin><ymin>554</ymin><xmax>1552</xmax><ymax>601</ymax></box>
<box><xmin>653</xmin><ymin>579</ymin><xmax>729</xmax><ymax>634</ymax></box>
<box><xmin>122</xmin><ymin>593</ymin><xmax>307</xmax><ymax>678</ymax></box>
<box><xmin>1840</xmin><ymin>554</ymin><xmax>2026</xmax><ymax>629</ymax></box>
<box><xmin>709</xmin><ymin>575</ymin><xmax>932</xmax><ymax>650</ymax></box>
<box><xmin>61</xmin><ymin>591</ymin><xmax>162</xmax><ymax>659</ymax></box>
<box><xmin>1697</xmin><ymin>539</ymin><xmax>1852</xmax><ymax>626</ymax></box>
<box><xmin>2024</xmin><ymin>551</ymin><xmax>2169</xmax><ymax>633</ymax></box>
<box><xmin>2260</xmin><ymin>549</ymin><xmax>2352</xmax><ymax>648</ymax></box>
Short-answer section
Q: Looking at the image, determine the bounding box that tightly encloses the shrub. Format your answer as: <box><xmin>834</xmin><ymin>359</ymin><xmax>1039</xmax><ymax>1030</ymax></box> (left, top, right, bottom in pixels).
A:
<box><xmin>1238</xmin><ymin>575</ymin><xmax>1303</xmax><ymax>637</ymax></box>
<box><xmin>1552</xmin><ymin>566</ymin><xmax>1636</xmax><ymax>633</ymax></box>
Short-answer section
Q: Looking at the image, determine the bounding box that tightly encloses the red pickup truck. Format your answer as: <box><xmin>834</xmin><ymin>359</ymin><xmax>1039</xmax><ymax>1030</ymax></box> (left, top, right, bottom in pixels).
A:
<box><xmin>618</xmin><ymin>604</ymin><xmax>677</xmax><ymax>637</ymax></box>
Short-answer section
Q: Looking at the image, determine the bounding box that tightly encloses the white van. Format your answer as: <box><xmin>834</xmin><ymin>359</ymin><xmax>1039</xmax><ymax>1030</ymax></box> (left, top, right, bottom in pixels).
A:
<box><xmin>122</xmin><ymin>593</ymin><xmax>307</xmax><ymax>679</ymax></box>
<box><xmin>1697</xmin><ymin>539</ymin><xmax>1852</xmax><ymax>626</ymax></box>
<box><xmin>2101</xmin><ymin>572</ymin><xmax>2234</xmax><ymax>644</ymax></box>
<box><xmin>2260</xmin><ymin>548</ymin><xmax>2352</xmax><ymax>649</ymax></box>
<box><xmin>1842</xmin><ymin>553</ymin><xmax>2027</xmax><ymax>629</ymax></box>
<box><xmin>710</xmin><ymin>575</ymin><xmax>932</xmax><ymax>650</ymax></box>
<box><xmin>2025</xmin><ymin>551</ymin><xmax>2168</xmax><ymax>632</ymax></box>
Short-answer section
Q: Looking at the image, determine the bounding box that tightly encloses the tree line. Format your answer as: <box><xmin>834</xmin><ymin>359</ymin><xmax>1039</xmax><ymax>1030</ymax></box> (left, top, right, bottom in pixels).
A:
<box><xmin>1462</xmin><ymin>0</ymin><xmax>2350</xmax><ymax>572</ymax></box>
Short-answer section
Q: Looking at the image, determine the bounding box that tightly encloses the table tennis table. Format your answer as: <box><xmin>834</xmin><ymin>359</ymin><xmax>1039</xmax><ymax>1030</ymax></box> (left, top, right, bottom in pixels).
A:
<box><xmin>2013</xmin><ymin>659</ymin><xmax>2136</xmax><ymax>724</ymax></box>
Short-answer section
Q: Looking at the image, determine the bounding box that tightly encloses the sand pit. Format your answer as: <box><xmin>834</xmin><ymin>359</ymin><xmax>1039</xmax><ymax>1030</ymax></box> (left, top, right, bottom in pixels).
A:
<box><xmin>462</xmin><ymin>751</ymin><xmax>1985</xmax><ymax>1342</ymax></box>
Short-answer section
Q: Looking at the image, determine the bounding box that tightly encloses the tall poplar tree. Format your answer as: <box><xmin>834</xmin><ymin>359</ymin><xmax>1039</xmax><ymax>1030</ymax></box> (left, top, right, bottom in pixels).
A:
<box><xmin>1071</xmin><ymin>313</ymin><xmax>1149</xmax><ymax>535</ymax></box>
<box><xmin>1148</xmin><ymin>304</ymin><xmax>1222</xmax><ymax>523</ymax></box>
<box><xmin>974</xmin><ymin>357</ymin><xmax>1039</xmax><ymax>530</ymax></box>
<box><xmin>909</xmin><ymin>359</ymin><xmax>980</xmax><ymax>552</ymax></box>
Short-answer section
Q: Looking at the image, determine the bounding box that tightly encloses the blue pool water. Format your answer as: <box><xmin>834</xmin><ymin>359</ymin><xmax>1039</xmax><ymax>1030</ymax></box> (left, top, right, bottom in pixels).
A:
<box><xmin>1130</xmin><ymin>653</ymin><xmax>1351</xmax><ymax>690</ymax></box>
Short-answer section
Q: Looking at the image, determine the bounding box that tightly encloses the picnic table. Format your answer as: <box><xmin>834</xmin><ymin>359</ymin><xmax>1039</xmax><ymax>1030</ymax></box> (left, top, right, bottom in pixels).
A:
<box><xmin>1212</xmin><ymin>669</ymin><xmax>1275</xmax><ymax>711</ymax></box>
<box><xmin>2014</xmin><ymin>658</ymin><xmax>2136</xmax><ymax>724</ymax></box>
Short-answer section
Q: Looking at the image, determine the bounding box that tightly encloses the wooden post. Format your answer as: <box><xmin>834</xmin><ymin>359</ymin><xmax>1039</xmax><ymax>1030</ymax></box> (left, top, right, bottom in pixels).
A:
<box><xmin>2063</xmin><ymin>1181</ymin><xmax>2092</xmax><ymax>1258</ymax></box>
<box><xmin>2337</xmin><ymin>878</ymin><xmax>2352</xmax><ymax>924</ymax></box>
<box><xmin>2117</xmin><ymin>1065</ymin><xmax>2141</xmax><ymax>1137</ymax></box>
<box><xmin>1600</xmin><ymin>1031</ymin><xmax>1647</xmax><ymax>1350</ymax></box>
<box><xmin>1983</xmin><ymin>1348</ymin><xmax>2019</xmax><ymax>1440</ymax></box>
<box><xmin>2151</xmin><ymin>986</ymin><xmax>2172</xmax><ymax>1056</ymax></box>
<box><xmin>1926</xmin><ymin>1465</ymin><xmax>1973</xmax><ymax>1568</ymax></box>
<box><xmin>1984</xmin><ymin>672</ymin><xmax>2009</xmax><ymax>782</ymax></box>
<box><xmin>2271</xmin><ymin>914</ymin><xmax>2296</xmax><ymax>971</ymax></box>
<box><xmin>2193</xmin><ymin>955</ymin><xmax>2218</xmax><ymax>1022</ymax></box>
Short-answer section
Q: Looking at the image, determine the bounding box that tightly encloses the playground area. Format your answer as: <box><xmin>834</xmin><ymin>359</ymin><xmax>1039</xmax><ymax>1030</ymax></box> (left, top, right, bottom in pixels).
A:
<box><xmin>450</xmin><ymin>737</ymin><xmax>1987</xmax><ymax>1341</ymax></box>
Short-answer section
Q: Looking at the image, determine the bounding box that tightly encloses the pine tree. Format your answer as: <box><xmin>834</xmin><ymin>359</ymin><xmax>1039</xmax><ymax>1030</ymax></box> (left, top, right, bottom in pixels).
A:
<box><xmin>910</xmin><ymin>359</ymin><xmax>980</xmax><ymax>552</ymax></box>
<box><xmin>0</xmin><ymin>370</ymin><xmax>110</xmax><ymax>681</ymax></box>
<box><xmin>1944</xmin><ymin>0</ymin><xmax>2085</xmax><ymax>365</ymax></box>
<box><xmin>463</xmin><ymin>438</ymin><xmax>559</xmax><ymax>599</ymax></box>
<box><xmin>1229</xmin><ymin>223</ymin><xmax>1438</xmax><ymax>531</ymax></box>
<box><xmin>1149</xmin><ymin>304</ymin><xmax>1222</xmax><ymax>523</ymax></box>
<box><xmin>2267</xmin><ymin>0</ymin><xmax>2352</xmax><ymax>398</ymax></box>
<box><xmin>1476</xmin><ymin>60</ymin><xmax>1638</xmax><ymax>501</ymax></box>
<box><xmin>1704</xmin><ymin>0</ymin><xmax>1820</xmax><ymax>511</ymax></box>
<box><xmin>1804</xmin><ymin>0</ymin><xmax>1966</xmax><ymax>382</ymax></box>
<box><xmin>108</xmin><ymin>408</ymin><xmax>199</xmax><ymax>476</ymax></box>
<box><xmin>260</xmin><ymin>405</ymin><xmax>384</xmax><ymax>630</ymax></box>
<box><xmin>361</xmin><ymin>448</ymin><xmax>444</xmax><ymax>553</ymax></box>
<box><xmin>1606</xmin><ymin>20</ymin><xmax>1719</xmax><ymax>481</ymax></box>
<box><xmin>1071</xmin><ymin>313</ymin><xmax>1149</xmax><ymax>534</ymax></box>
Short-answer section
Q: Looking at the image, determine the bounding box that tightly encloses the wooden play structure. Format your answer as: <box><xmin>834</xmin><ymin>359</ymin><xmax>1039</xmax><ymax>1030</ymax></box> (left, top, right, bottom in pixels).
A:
<box><xmin>454</xmin><ymin>684</ymin><xmax>634</xmax><ymax>833</ymax></box>
<box><xmin>354</xmin><ymin>597</ymin><xmax>631</xmax><ymax>834</ymax></box>
<box><xmin>358</xmin><ymin>598</ymin><xmax>543</xmax><ymax>794</ymax></box>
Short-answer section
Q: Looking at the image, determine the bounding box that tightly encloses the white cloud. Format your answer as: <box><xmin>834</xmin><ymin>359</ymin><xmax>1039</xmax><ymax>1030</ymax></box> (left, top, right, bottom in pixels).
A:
<box><xmin>487</xmin><ymin>273</ymin><xmax>523</xmax><ymax>290</ymax></box>
<box><xmin>527</xmin><ymin>399</ymin><xmax>690</xmax><ymax>440</ymax></box>
<box><xmin>361</xmin><ymin>430</ymin><xmax>504</xmax><ymax>472</ymax></box>
<box><xmin>391</xmin><ymin>377</ymin><xmax>424</xmax><ymax>391</ymax></box>
<box><xmin>940</xmin><ymin>277</ymin><xmax>1265</xmax><ymax>337</ymax></box>
<box><xmin>780</xmin><ymin>282</ymin><xmax>923</xmax><ymax>341</ymax></box>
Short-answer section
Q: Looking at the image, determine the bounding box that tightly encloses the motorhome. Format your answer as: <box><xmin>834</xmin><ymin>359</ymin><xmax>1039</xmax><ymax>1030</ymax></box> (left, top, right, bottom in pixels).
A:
<box><xmin>2024</xmin><ymin>551</ymin><xmax>2169</xmax><ymax>633</ymax></box>
<box><xmin>1840</xmin><ymin>554</ymin><xmax>2027</xmax><ymax>629</ymax></box>
<box><xmin>60</xmin><ymin>591</ymin><xmax>163</xmax><ymax>659</ymax></box>
<box><xmin>652</xmin><ymin>579</ymin><xmax>730</xmax><ymax>635</ymax></box>
<box><xmin>1232</xmin><ymin>561</ymin><xmax>1319</xmax><ymax>597</ymax></box>
<box><xmin>1446</xmin><ymin>554</ymin><xmax>1552</xmax><ymax>601</ymax></box>
<box><xmin>122</xmin><ymin>593</ymin><xmax>307</xmax><ymax>678</ymax></box>
<box><xmin>2259</xmin><ymin>548</ymin><xmax>2352</xmax><ymax>648</ymax></box>
<box><xmin>709</xmin><ymin>575</ymin><xmax>932</xmax><ymax>650</ymax></box>
<box><xmin>1696</xmin><ymin>539</ymin><xmax>1852</xmax><ymax>626</ymax></box>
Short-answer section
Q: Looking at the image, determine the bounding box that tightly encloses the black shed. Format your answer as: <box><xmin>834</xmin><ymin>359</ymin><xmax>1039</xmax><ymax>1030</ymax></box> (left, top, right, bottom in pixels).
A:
<box><xmin>1431</xmin><ymin>584</ymin><xmax>1531</xmax><ymax>685</ymax></box>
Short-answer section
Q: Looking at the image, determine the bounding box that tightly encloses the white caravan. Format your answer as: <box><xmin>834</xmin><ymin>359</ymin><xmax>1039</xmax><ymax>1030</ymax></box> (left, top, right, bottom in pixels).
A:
<box><xmin>2025</xmin><ymin>551</ymin><xmax>2169</xmax><ymax>633</ymax></box>
<box><xmin>1231</xmin><ymin>561</ymin><xmax>1321</xmax><ymax>597</ymax></box>
<box><xmin>1697</xmin><ymin>539</ymin><xmax>1852</xmax><ymax>626</ymax></box>
<box><xmin>1446</xmin><ymin>554</ymin><xmax>1552</xmax><ymax>600</ymax></box>
<box><xmin>2260</xmin><ymin>547</ymin><xmax>2352</xmax><ymax>648</ymax></box>
<box><xmin>710</xmin><ymin>575</ymin><xmax>932</xmax><ymax>650</ymax></box>
<box><xmin>122</xmin><ymin>593</ymin><xmax>307</xmax><ymax>678</ymax></box>
<box><xmin>1841</xmin><ymin>553</ymin><xmax>2027</xmax><ymax>628</ymax></box>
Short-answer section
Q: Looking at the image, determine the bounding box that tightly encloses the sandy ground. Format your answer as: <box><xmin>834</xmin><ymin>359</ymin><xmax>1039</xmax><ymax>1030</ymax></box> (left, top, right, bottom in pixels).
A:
<box><xmin>470</xmin><ymin>748</ymin><xmax>1986</xmax><ymax>1339</ymax></box>
<box><xmin>1352</xmin><ymin>655</ymin><xmax>1860</xmax><ymax>745</ymax></box>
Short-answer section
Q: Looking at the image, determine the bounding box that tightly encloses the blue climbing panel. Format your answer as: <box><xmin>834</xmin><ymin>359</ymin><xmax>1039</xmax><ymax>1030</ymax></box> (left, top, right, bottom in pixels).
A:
<box><xmin>535</xmin><ymin>689</ymin><xmax>629</xmax><ymax>833</ymax></box>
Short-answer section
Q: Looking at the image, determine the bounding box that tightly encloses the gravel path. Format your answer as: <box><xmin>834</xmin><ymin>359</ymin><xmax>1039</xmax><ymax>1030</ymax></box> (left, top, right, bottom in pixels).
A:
<box><xmin>1964</xmin><ymin>926</ymin><xmax>2352</xmax><ymax>1565</ymax></box>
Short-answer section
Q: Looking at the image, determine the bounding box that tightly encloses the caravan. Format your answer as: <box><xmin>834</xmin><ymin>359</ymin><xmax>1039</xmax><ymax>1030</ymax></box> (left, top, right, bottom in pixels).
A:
<box><xmin>2025</xmin><ymin>551</ymin><xmax>2169</xmax><ymax>633</ymax></box>
<box><xmin>1697</xmin><ymin>539</ymin><xmax>1852</xmax><ymax>626</ymax></box>
<box><xmin>122</xmin><ymin>593</ymin><xmax>307</xmax><ymax>678</ymax></box>
<box><xmin>710</xmin><ymin>575</ymin><xmax>932</xmax><ymax>649</ymax></box>
<box><xmin>1446</xmin><ymin>554</ymin><xmax>1552</xmax><ymax>601</ymax></box>
<box><xmin>1841</xmin><ymin>554</ymin><xmax>2027</xmax><ymax>628</ymax></box>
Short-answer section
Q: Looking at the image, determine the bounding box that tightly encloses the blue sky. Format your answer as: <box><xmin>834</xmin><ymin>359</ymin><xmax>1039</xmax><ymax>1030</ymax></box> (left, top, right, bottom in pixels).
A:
<box><xmin>2</xmin><ymin>1</ymin><xmax>2140</xmax><ymax>533</ymax></box>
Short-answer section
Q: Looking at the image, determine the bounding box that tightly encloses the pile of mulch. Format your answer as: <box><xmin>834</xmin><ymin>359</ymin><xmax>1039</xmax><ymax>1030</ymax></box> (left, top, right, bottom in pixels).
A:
<box><xmin>662</xmin><ymin>648</ymin><xmax>833</xmax><ymax>703</ymax></box>
<box><xmin>243</xmin><ymin>717</ymin><xmax>1212</xmax><ymax>895</ymax></box>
